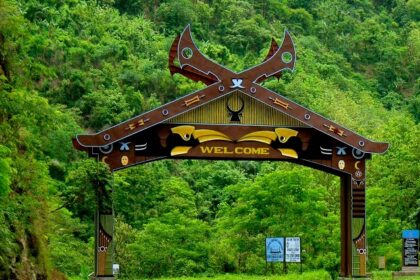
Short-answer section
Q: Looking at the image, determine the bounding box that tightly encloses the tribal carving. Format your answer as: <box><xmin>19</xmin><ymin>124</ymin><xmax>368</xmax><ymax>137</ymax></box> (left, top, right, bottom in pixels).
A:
<box><xmin>227</xmin><ymin>96</ymin><xmax>245</xmax><ymax>122</ymax></box>
<box><xmin>126</xmin><ymin>118</ymin><xmax>150</xmax><ymax>131</ymax></box>
<box><xmin>171</xmin><ymin>125</ymin><xmax>232</xmax><ymax>143</ymax></box>
<box><xmin>169</xmin><ymin>25</ymin><xmax>295</xmax><ymax>88</ymax></box>
<box><xmin>98</xmin><ymin>225</ymin><xmax>112</xmax><ymax>252</ymax></box>
<box><xmin>169</xmin><ymin>125</ymin><xmax>299</xmax><ymax>158</ymax></box>
<box><xmin>75</xmin><ymin>26</ymin><xmax>389</xmax><ymax>154</ymax></box>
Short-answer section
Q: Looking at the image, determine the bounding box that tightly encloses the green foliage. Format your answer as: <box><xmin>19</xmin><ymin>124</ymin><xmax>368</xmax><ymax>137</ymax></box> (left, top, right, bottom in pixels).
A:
<box><xmin>156</xmin><ymin>0</ymin><xmax>213</xmax><ymax>36</ymax></box>
<box><xmin>0</xmin><ymin>145</ymin><xmax>11</xmax><ymax>196</ymax></box>
<box><xmin>127</xmin><ymin>213</ymin><xmax>210</xmax><ymax>278</ymax></box>
<box><xmin>64</xmin><ymin>159</ymin><xmax>112</xmax><ymax>226</ymax></box>
<box><xmin>0</xmin><ymin>0</ymin><xmax>419</xmax><ymax>278</ymax></box>
<box><xmin>48</xmin><ymin>207</ymin><xmax>92</xmax><ymax>276</ymax></box>
<box><xmin>211</xmin><ymin>167</ymin><xmax>340</xmax><ymax>275</ymax></box>
<box><xmin>0</xmin><ymin>64</ymin><xmax>83</xmax><ymax>278</ymax></box>
<box><xmin>367</xmin><ymin>112</ymin><xmax>420</xmax><ymax>270</ymax></box>
<box><xmin>117</xmin><ymin>173</ymin><xmax>211</xmax><ymax>278</ymax></box>
<box><xmin>113</xmin><ymin>161</ymin><xmax>172</xmax><ymax>228</ymax></box>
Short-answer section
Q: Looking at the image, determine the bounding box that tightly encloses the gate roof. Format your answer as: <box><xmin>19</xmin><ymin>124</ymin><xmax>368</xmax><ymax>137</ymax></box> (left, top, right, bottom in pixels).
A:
<box><xmin>73</xmin><ymin>26</ymin><xmax>388</xmax><ymax>155</ymax></box>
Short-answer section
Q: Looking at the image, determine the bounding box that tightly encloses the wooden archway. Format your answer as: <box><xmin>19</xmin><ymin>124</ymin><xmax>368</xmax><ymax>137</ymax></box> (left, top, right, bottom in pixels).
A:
<box><xmin>73</xmin><ymin>26</ymin><xmax>388</xmax><ymax>279</ymax></box>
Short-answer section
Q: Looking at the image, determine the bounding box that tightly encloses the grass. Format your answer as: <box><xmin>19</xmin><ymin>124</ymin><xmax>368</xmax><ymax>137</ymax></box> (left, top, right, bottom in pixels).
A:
<box><xmin>151</xmin><ymin>271</ymin><xmax>331</xmax><ymax>280</ymax></box>
<box><xmin>145</xmin><ymin>270</ymin><xmax>420</xmax><ymax>280</ymax></box>
<box><xmin>69</xmin><ymin>270</ymin><xmax>420</xmax><ymax>280</ymax></box>
<box><xmin>371</xmin><ymin>270</ymin><xmax>420</xmax><ymax>280</ymax></box>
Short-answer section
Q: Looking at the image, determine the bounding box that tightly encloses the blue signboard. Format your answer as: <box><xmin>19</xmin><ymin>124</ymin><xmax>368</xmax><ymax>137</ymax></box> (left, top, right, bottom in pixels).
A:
<box><xmin>402</xmin><ymin>230</ymin><xmax>419</xmax><ymax>239</ymax></box>
<box><xmin>266</xmin><ymin>237</ymin><xmax>284</xmax><ymax>262</ymax></box>
<box><xmin>402</xmin><ymin>229</ymin><xmax>419</xmax><ymax>267</ymax></box>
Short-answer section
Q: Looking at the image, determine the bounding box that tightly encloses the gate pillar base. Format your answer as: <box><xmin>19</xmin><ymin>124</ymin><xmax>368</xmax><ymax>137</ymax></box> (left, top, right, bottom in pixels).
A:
<box><xmin>94</xmin><ymin>210</ymin><xmax>115</xmax><ymax>278</ymax></box>
<box><xmin>340</xmin><ymin>171</ymin><xmax>368</xmax><ymax>278</ymax></box>
<box><xmin>94</xmin><ymin>172</ymin><xmax>115</xmax><ymax>279</ymax></box>
<box><xmin>340</xmin><ymin>175</ymin><xmax>352</xmax><ymax>277</ymax></box>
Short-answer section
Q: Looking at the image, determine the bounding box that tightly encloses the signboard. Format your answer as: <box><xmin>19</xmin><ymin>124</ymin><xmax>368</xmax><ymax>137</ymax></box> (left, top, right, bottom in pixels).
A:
<box><xmin>285</xmin><ymin>237</ymin><xmax>301</xmax><ymax>263</ymax></box>
<box><xmin>112</xmin><ymin>264</ymin><xmax>120</xmax><ymax>275</ymax></box>
<box><xmin>266</xmin><ymin>237</ymin><xmax>284</xmax><ymax>262</ymax></box>
<box><xmin>402</xmin><ymin>230</ymin><xmax>419</xmax><ymax>267</ymax></box>
<box><xmin>378</xmin><ymin>256</ymin><xmax>386</xmax><ymax>269</ymax></box>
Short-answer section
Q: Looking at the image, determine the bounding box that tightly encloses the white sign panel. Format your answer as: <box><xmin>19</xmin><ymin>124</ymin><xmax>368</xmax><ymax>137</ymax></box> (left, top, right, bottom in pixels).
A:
<box><xmin>266</xmin><ymin>237</ymin><xmax>284</xmax><ymax>262</ymax></box>
<box><xmin>285</xmin><ymin>237</ymin><xmax>301</xmax><ymax>263</ymax></box>
<box><xmin>113</xmin><ymin>264</ymin><xmax>120</xmax><ymax>274</ymax></box>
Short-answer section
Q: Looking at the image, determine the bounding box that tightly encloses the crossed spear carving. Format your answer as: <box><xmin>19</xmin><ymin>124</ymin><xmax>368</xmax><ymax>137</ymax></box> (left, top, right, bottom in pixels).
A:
<box><xmin>169</xmin><ymin>25</ymin><xmax>296</xmax><ymax>92</ymax></box>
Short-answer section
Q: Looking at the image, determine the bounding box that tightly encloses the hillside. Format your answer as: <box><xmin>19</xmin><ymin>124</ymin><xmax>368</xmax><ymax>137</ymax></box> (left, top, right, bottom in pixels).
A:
<box><xmin>0</xmin><ymin>0</ymin><xmax>419</xmax><ymax>279</ymax></box>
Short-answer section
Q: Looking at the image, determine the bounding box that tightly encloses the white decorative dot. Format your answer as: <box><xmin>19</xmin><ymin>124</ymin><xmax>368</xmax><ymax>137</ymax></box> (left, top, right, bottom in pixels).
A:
<box><xmin>181</xmin><ymin>47</ymin><xmax>193</xmax><ymax>59</ymax></box>
<box><xmin>98</xmin><ymin>246</ymin><xmax>107</xmax><ymax>252</ymax></box>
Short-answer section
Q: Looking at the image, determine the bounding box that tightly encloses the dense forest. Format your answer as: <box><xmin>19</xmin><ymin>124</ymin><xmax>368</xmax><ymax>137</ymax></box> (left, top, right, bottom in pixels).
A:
<box><xmin>0</xmin><ymin>0</ymin><xmax>419</xmax><ymax>279</ymax></box>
